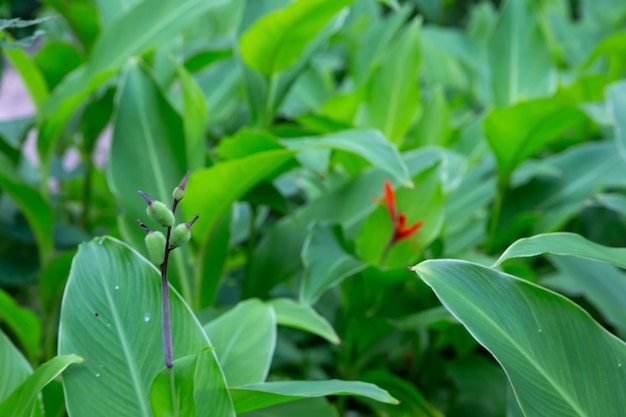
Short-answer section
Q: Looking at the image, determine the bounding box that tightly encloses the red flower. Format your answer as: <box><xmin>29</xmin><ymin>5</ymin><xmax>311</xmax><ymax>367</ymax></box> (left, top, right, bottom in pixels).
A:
<box><xmin>377</xmin><ymin>180</ymin><xmax>423</xmax><ymax>245</ymax></box>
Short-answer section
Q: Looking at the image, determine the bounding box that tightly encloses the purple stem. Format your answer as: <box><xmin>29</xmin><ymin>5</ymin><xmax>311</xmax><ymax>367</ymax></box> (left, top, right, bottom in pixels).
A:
<box><xmin>161</xmin><ymin>223</ymin><xmax>174</xmax><ymax>368</ymax></box>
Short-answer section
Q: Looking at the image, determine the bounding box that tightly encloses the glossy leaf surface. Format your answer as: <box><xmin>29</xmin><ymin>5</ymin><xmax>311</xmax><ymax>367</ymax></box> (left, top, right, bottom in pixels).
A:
<box><xmin>414</xmin><ymin>259</ymin><xmax>626</xmax><ymax>416</ymax></box>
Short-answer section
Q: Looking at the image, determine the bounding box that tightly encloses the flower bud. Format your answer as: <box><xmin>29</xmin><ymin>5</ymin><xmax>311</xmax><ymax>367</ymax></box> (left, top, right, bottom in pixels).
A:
<box><xmin>170</xmin><ymin>223</ymin><xmax>191</xmax><ymax>248</ymax></box>
<box><xmin>145</xmin><ymin>231</ymin><xmax>166</xmax><ymax>266</ymax></box>
<box><xmin>147</xmin><ymin>200</ymin><xmax>175</xmax><ymax>227</ymax></box>
<box><xmin>172</xmin><ymin>186</ymin><xmax>185</xmax><ymax>201</ymax></box>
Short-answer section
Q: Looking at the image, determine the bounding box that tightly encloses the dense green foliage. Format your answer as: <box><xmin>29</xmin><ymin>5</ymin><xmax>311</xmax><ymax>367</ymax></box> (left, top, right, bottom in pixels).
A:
<box><xmin>2</xmin><ymin>0</ymin><xmax>626</xmax><ymax>415</ymax></box>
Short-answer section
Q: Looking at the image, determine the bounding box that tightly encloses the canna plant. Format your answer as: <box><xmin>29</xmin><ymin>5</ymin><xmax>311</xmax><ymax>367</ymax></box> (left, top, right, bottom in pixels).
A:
<box><xmin>3</xmin><ymin>0</ymin><xmax>626</xmax><ymax>416</ymax></box>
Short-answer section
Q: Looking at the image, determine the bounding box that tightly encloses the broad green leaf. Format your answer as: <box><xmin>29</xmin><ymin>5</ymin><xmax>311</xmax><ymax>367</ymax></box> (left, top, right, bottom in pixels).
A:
<box><xmin>246</xmin><ymin>168</ymin><xmax>388</xmax><ymax>298</ymax></box>
<box><xmin>177</xmin><ymin>64</ymin><xmax>208</xmax><ymax>171</ymax></box>
<box><xmin>150</xmin><ymin>348</ymin><xmax>235</xmax><ymax>417</ymax></box>
<box><xmin>300</xmin><ymin>223</ymin><xmax>366</xmax><ymax>305</ymax></box>
<box><xmin>38</xmin><ymin>0</ymin><xmax>228</xmax><ymax>166</ymax></box>
<box><xmin>37</xmin><ymin>249</ymin><xmax>76</xmax><ymax>316</ymax></box>
<box><xmin>185</xmin><ymin>149</ymin><xmax>296</xmax><ymax>307</ymax></box>
<box><xmin>356</xmin><ymin>19</ymin><xmax>421</xmax><ymax>145</ymax></box>
<box><xmin>350</xmin><ymin>5</ymin><xmax>411</xmax><ymax>85</ymax></box>
<box><xmin>0</xmin><ymin>354</ymin><xmax>82</xmax><ymax>417</ymax></box>
<box><xmin>185</xmin><ymin>150</ymin><xmax>295</xmax><ymax>249</ymax></box>
<box><xmin>58</xmin><ymin>237</ymin><xmax>226</xmax><ymax>417</ymax></box>
<box><xmin>483</xmin><ymin>98</ymin><xmax>590</xmax><ymax>183</ymax></box>
<box><xmin>545</xmin><ymin>255</ymin><xmax>626</xmax><ymax>336</ymax></box>
<box><xmin>204</xmin><ymin>299</ymin><xmax>276</xmax><ymax>387</ymax></box>
<box><xmin>282</xmin><ymin>129</ymin><xmax>411</xmax><ymax>186</ymax></box>
<box><xmin>607</xmin><ymin>81</ymin><xmax>626</xmax><ymax>163</ymax></box>
<box><xmin>198</xmin><ymin>210</ymin><xmax>231</xmax><ymax>308</ymax></box>
<box><xmin>44</xmin><ymin>0</ymin><xmax>100</xmax><ymax>51</ymax></box>
<box><xmin>0</xmin><ymin>330</ymin><xmax>32</xmax><ymax>403</ymax></box>
<box><xmin>267</xmin><ymin>298</ymin><xmax>340</xmax><ymax>344</ymax></box>
<box><xmin>391</xmin><ymin>306</ymin><xmax>458</xmax><ymax>331</ymax></box>
<box><xmin>217</xmin><ymin>128</ymin><xmax>282</xmax><ymax>160</ymax></box>
<box><xmin>248</xmin><ymin>147</ymin><xmax>443</xmax><ymax>297</ymax></box>
<box><xmin>239</xmin><ymin>0</ymin><xmax>353</xmax><ymax>76</ymax></box>
<box><xmin>495</xmin><ymin>232</ymin><xmax>626</xmax><ymax>269</ymax></box>
<box><xmin>420</xmin><ymin>27</ymin><xmax>476</xmax><ymax>102</ymax></box>
<box><xmin>230</xmin><ymin>380</ymin><xmax>398</xmax><ymax>414</ymax></box>
<box><xmin>3</xmin><ymin>38</ymin><xmax>48</xmax><ymax>112</ymax></box>
<box><xmin>488</xmin><ymin>0</ymin><xmax>555</xmax><ymax>107</ymax></box>
<box><xmin>595</xmin><ymin>193</ymin><xmax>626</xmax><ymax>217</ymax></box>
<box><xmin>34</xmin><ymin>41</ymin><xmax>83</xmax><ymax>90</ymax></box>
<box><xmin>94</xmin><ymin>0</ymin><xmax>142</xmax><ymax>27</ymax></box>
<box><xmin>521</xmin><ymin>141</ymin><xmax>626</xmax><ymax>232</ymax></box>
<box><xmin>413</xmin><ymin>259</ymin><xmax>626</xmax><ymax>417</ymax></box>
<box><xmin>107</xmin><ymin>59</ymin><xmax>190</xmax><ymax>298</ymax></box>
<box><xmin>360</xmin><ymin>370</ymin><xmax>444</xmax><ymax>417</ymax></box>
<box><xmin>0</xmin><ymin>288</ymin><xmax>41</xmax><ymax>364</ymax></box>
<box><xmin>443</xmin><ymin>158</ymin><xmax>495</xmax><ymax>255</ymax></box>
<box><xmin>239</xmin><ymin>398</ymin><xmax>338</xmax><ymax>417</ymax></box>
<box><xmin>0</xmin><ymin>172</ymin><xmax>53</xmax><ymax>263</ymax></box>
<box><xmin>408</xmin><ymin>85</ymin><xmax>450</xmax><ymax>149</ymax></box>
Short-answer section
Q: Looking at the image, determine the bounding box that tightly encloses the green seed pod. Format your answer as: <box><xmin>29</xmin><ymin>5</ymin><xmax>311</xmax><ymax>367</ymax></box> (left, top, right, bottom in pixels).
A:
<box><xmin>170</xmin><ymin>223</ymin><xmax>191</xmax><ymax>248</ymax></box>
<box><xmin>145</xmin><ymin>231</ymin><xmax>166</xmax><ymax>266</ymax></box>
<box><xmin>147</xmin><ymin>200</ymin><xmax>175</xmax><ymax>227</ymax></box>
<box><xmin>172</xmin><ymin>186</ymin><xmax>185</xmax><ymax>201</ymax></box>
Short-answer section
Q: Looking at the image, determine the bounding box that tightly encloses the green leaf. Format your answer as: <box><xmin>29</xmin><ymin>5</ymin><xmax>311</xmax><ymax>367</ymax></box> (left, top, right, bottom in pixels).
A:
<box><xmin>523</xmin><ymin>141</ymin><xmax>626</xmax><ymax>232</ymax></box>
<box><xmin>607</xmin><ymin>81</ymin><xmax>626</xmax><ymax>163</ymax></box>
<box><xmin>177</xmin><ymin>64</ymin><xmax>208</xmax><ymax>171</ymax></box>
<box><xmin>545</xmin><ymin>256</ymin><xmax>626</xmax><ymax>336</ymax></box>
<box><xmin>34</xmin><ymin>41</ymin><xmax>83</xmax><ymax>90</ymax></box>
<box><xmin>356</xmin><ymin>19</ymin><xmax>421</xmax><ymax>145</ymax></box>
<box><xmin>413</xmin><ymin>259</ymin><xmax>626</xmax><ymax>417</ymax></box>
<box><xmin>0</xmin><ymin>330</ymin><xmax>32</xmax><ymax>403</ymax></box>
<box><xmin>360</xmin><ymin>369</ymin><xmax>444</xmax><ymax>417</ymax></box>
<box><xmin>239</xmin><ymin>398</ymin><xmax>338</xmax><ymax>417</ymax></box>
<box><xmin>300</xmin><ymin>223</ymin><xmax>366</xmax><ymax>305</ymax></box>
<box><xmin>185</xmin><ymin>150</ymin><xmax>295</xmax><ymax>250</ymax></box>
<box><xmin>45</xmin><ymin>0</ymin><xmax>100</xmax><ymax>51</ymax></box>
<box><xmin>268</xmin><ymin>298</ymin><xmax>340</xmax><ymax>344</ymax></box>
<box><xmin>38</xmin><ymin>250</ymin><xmax>75</xmax><ymax>314</ymax></box>
<box><xmin>408</xmin><ymin>85</ymin><xmax>450</xmax><ymax>149</ymax></box>
<box><xmin>0</xmin><ymin>354</ymin><xmax>83</xmax><ymax>417</ymax></box>
<box><xmin>230</xmin><ymin>380</ymin><xmax>399</xmax><ymax>414</ymax></box>
<box><xmin>239</xmin><ymin>0</ymin><xmax>354</xmax><ymax>76</ymax></box>
<box><xmin>185</xmin><ymin>150</ymin><xmax>296</xmax><ymax>307</ymax></box>
<box><xmin>58</xmin><ymin>237</ymin><xmax>226</xmax><ymax>417</ymax></box>
<box><xmin>483</xmin><ymin>97</ymin><xmax>590</xmax><ymax>183</ymax></box>
<box><xmin>204</xmin><ymin>299</ymin><xmax>276</xmax><ymax>387</ymax></box>
<box><xmin>107</xmin><ymin>59</ymin><xmax>190</xmax><ymax>297</ymax></box>
<box><xmin>38</xmin><ymin>0</ymin><xmax>229</xmax><ymax>166</ymax></box>
<box><xmin>150</xmin><ymin>348</ymin><xmax>235</xmax><ymax>417</ymax></box>
<box><xmin>94</xmin><ymin>0</ymin><xmax>142</xmax><ymax>28</ymax></box>
<box><xmin>282</xmin><ymin>129</ymin><xmax>411</xmax><ymax>187</ymax></box>
<box><xmin>0</xmin><ymin>288</ymin><xmax>41</xmax><ymax>364</ymax></box>
<box><xmin>495</xmin><ymin>232</ymin><xmax>626</xmax><ymax>269</ymax></box>
<box><xmin>0</xmin><ymin>172</ymin><xmax>53</xmax><ymax>263</ymax></box>
<box><xmin>217</xmin><ymin>128</ymin><xmax>283</xmax><ymax>160</ymax></box>
<box><xmin>248</xmin><ymin>147</ymin><xmax>442</xmax><ymax>298</ymax></box>
<box><xmin>2</xmin><ymin>38</ymin><xmax>49</xmax><ymax>112</ymax></box>
<box><xmin>488</xmin><ymin>0</ymin><xmax>555</xmax><ymax>107</ymax></box>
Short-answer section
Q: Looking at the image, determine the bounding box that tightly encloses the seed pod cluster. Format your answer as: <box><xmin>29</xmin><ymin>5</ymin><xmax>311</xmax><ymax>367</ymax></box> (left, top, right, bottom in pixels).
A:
<box><xmin>145</xmin><ymin>231</ymin><xmax>166</xmax><ymax>266</ymax></box>
<box><xmin>147</xmin><ymin>200</ymin><xmax>175</xmax><ymax>227</ymax></box>
<box><xmin>137</xmin><ymin>171</ymin><xmax>198</xmax><ymax>266</ymax></box>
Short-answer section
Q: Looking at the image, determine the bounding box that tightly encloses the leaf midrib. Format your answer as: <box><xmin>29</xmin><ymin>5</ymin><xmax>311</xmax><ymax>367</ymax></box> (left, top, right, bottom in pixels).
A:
<box><xmin>422</xmin><ymin>263</ymin><xmax>589</xmax><ymax>417</ymax></box>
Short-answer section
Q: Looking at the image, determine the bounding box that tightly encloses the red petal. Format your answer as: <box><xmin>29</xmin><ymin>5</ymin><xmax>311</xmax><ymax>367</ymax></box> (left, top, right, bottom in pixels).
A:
<box><xmin>396</xmin><ymin>219</ymin><xmax>423</xmax><ymax>240</ymax></box>
<box><xmin>383</xmin><ymin>180</ymin><xmax>396</xmax><ymax>221</ymax></box>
